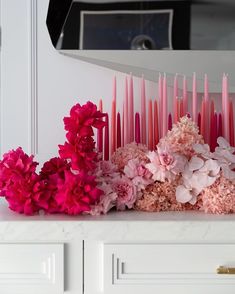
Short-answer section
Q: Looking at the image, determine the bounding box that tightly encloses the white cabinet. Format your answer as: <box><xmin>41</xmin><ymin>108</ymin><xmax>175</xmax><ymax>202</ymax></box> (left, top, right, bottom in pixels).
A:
<box><xmin>0</xmin><ymin>244</ymin><xmax>64</xmax><ymax>294</ymax></box>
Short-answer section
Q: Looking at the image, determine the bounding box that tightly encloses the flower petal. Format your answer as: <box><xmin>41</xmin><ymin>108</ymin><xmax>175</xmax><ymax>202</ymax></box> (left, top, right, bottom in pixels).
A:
<box><xmin>176</xmin><ymin>185</ymin><xmax>192</xmax><ymax>203</ymax></box>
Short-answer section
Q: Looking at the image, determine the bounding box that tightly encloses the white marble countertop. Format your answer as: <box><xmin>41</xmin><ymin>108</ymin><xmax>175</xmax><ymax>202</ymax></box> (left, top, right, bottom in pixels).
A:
<box><xmin>0</xmin><ymin>199</ymin><xmax>235</xmax><ymax>242</ymax></box>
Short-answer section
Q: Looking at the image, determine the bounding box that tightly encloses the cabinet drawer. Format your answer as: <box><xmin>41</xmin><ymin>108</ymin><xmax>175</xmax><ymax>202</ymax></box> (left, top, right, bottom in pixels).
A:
<box><xmin>0</xmin><ymin>244</ymin><xmax>63</xmax><ymax>294</ymax></box>
<box><xmin>86</xmin><ymin>242</ymin><xmax>235</xmax><ymax>294</ymax></box>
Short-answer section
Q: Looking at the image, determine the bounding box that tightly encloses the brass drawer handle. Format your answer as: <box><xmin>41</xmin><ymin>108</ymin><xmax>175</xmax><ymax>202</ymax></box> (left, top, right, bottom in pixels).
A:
<box><xmin>217</xmin><ymin>266</ymin><xmax>235</xmax><ymax>274</ymax></box>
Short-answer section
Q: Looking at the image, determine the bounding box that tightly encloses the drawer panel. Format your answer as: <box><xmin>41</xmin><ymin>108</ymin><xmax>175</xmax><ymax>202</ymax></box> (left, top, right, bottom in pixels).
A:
<box><xmin>0</xmin><ymin>244</ymin><xmax>63</xmax><ymax>294</ymax></box>
<box><xmin>85</xmin><ymin>242</ymin><xmax>235</xmax><ymax>294</ymax></box>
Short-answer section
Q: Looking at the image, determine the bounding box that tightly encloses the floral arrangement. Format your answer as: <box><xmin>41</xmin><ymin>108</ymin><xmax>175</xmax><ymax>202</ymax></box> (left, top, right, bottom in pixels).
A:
<box><xmin>0</xmin><ymin>101</ymin><xmax>234</xmax><ymax>216</ymax></box>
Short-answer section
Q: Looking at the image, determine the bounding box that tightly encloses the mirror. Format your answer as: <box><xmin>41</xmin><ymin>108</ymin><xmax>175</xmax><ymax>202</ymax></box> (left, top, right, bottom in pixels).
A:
<box><xmin>47</xmin><ymin>0</ymin><xmax>235</xmax><ymax>50</ymax></box>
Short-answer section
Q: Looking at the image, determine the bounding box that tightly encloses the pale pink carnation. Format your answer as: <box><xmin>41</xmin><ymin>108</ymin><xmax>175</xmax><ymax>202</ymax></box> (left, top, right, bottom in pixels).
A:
<box><xmin>111</xmin><ymin>142</ymin><xmax>148</xmax><ymax>170</ymax></box>
<box><xmin>146</xmin><ymin>144</ymin><xmax>187</xmax><ymax>182</ymax></box>
<box><xmin>134</xmin><ymin>177</ymin><xmax>201</xmax><ymax>212</ymax></box>
<box><xmin>95</xmin><ymin>160</ymin><xmax>119</xmax><ymax>182</ymax></box>
<box><xmin>160</xmin><ymin>116</ymin><xmax>203</xmax><ymax>158</ymax></box>
<box><xmin>201</xmin><ymin>175</ymin><xmax>235</xmax><ymax>214</ymax></box>
<box><xmin>112</xmin><ymin>175</ymin><xmax>137</xmax><ymax>210</ymax></box>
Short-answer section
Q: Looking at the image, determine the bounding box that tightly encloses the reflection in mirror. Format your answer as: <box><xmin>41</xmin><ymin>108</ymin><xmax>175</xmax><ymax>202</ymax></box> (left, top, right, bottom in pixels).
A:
<box><xmin>47</xmin><ymin>0</ymin><xmax>235</xmax><ymax>50</ymax></box>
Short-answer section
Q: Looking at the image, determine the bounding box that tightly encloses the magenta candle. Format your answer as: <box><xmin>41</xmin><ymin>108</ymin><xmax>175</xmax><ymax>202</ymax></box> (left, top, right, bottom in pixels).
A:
<box><xmin>211</xmin><ymin>112</ymin><xmax>217</xmax><ymax>152</ymax></box>
<box><xmin>173</xmin><ymin>74</ymin><xmax>178</xmax><ymax>123</ymax></box>
<box><xmin>158</xmin><ymin>74</ymin><xmax>163</xmax><ymax>138</ymax></box>
<box><xmin>117</xmin><ymin>112</ymin><xmax>121</xmax><ymax>149</ymax></box>
<box><xmin>111</xmin><ymin>77</ymin><xmax>117</xmax><ymax>154</ymax></box>
<box><xmin>192</xmin><ymin>73</ymin><xmax>198</xmax><ymax>122</ymax></box>
<box><xmin>97</xmin><ymin>99</ymin><xmax>103</xmax><ymax>155</ymax></box>
<box><xmin>162</xmin><ymin>73</ymin><xmax>168</xmax><ymax>137</ymax></box>
<box><xmin>198</xmin><ymin>112</ymin><xmax>201</xmax><ymax>134</ymax></box>
<box><xmin>183</xmin><ymin>75</ymin><xmax>188</xmax><ymax>115</ymax></box>
<box><xmin>204</xmin><ymin>74</ymin><xmax>210</xmax><ymax>143</ymax></box>
<box><xmin>148</xmin><ymin>100</ymin><xmax>153</xmax><ymax>150</ymax></box>
<box><xmin>124</xmin><ymin>77</ymin><xmax>129</xmax><ymax>145</ymax></box>
<box><xmin>129</xmin><ymin>74</ymin><xmax>134</xmax><ymax>142</ymax></box>
<box><xmin>154</xmin><ymin>100</ymin><xmax>159</xmax><ymax>147</ymax></box>
<box><xmin>135</xmin><ymin>112</ymin><xmax>140</xmax><ymax>144</ymax></box>
<box><xmin>104</xmin><ymin>113</ymin><xmax>109</xmax><ymax>161</ymax></box>
<box><xmin>218</xmin><ymin>113</ymin><xmax>223</xmax><ymax>138</ymax></box>
<box><xmin>223</xmin><ymin>74</ymin><xmax>230</xmax><ymax>141</ymax></box>
<box><xmin>141</xmin><ymin>77</ymin><xmax>147</xmax><ymax>144</ymax></box>
<box><xmin>168</xmin><ymin>113</ymin><xmax>172</xmax><ymax>131</ymax></box>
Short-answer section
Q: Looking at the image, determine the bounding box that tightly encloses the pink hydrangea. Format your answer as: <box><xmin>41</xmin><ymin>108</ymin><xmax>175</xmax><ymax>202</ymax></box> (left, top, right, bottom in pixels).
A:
<box><xmin>111</xmin><ymin>142</ymin><xmax>149</xmax><ymax>170</ymax></box>
<box><xmin>111</xmin><ymin>175</ymin><xmax>137</xmax><ymax>210</ymax></box>
<box><xmin>161</xmin><ymin>116</ymin><xmax>203</xmax><ymax>158</ymax></box>
<box><xmin>146</xmin><ymin>144</ymin><xmax>187</xmax><ymax>182</ymax></box>
<box><xmin>201</xmin><ymin>175</ymin><xmax>235</xmax><ymax>214</ymax></box>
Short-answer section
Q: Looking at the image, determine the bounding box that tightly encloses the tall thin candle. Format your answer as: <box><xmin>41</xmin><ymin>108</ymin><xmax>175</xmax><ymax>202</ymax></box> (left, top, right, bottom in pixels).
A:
<box><xmin>111</xmin><ymin>77</ymin><xmax>116</xmax><ymax>153</ymax></box>
<box><xmin>183</xmin><ymin>75</ymin><xmax>188</xmax><ymax>115</ymax></box>
<box><xmin>192</xmin><ymin>72</ymin><xmax>198</xmax><ymax>122</ymax></box>
<box><xmin>162</xmin><ymin>73</ymin><xmax>168</xmax><ymax>137</ymax></box>
<box><xmin>210</xmin><ymin>100</ymin><xmax>215</xmax><ymax>148</ymax></box>
<box><xmin>210</xmin><ymin>113</ymin><xmax>217</xmax><ymax>152</ymax></box>
<box><xmin>117</xmin><ymin>112</ymin><xmax>121</xmax><ymax>149</ymax></box>
<box><xmin>204</xmin><ymin>74</ymin><xmax>210</xmax><ymax>143</ymax></box>
<box><xmin>168</xmin><ymin>113</ymin><xmax>172</xmax><ymax>131</ymax></box>
<box><xmin>135</xmin><ymin>112</ymin><xmax>140</xmax><ymax>144</ymax></box>
<box><xmin>104</xmin><ymin>113</ymin><xmax>109</xmax><ymax>161</ymax></box>
<box><xmin>223</xmin><ymin>74</ymin><xmax>230</xmax><ymax>141</ymax></box>
<box><xmin>229</xmin><ymin>100</ymin><xmax>234</xmax><ymax>146</ymax></box>
<box><xmin>154</xmin><ymin>100</ymin><xmax>159</xmax><ymax>147</ymax></box>
<box><xmin>218</xmin><ymin>113</ymin><xmax>223</xmax><ymax>138</ymax></box>
<box><xmin>200</xmin><ymin>100</ymin><xmax>205</xmax><ymax>138</ymax></box>
<box><xmin>122</xmin><ymin>102</ymin><xmax>124</xmax><ymax>147</ymax></box>
<box><xmin>158</xmin><ymin>74</ymin><xmax>163</xmax><ymax>138</ymax></box>
<box><xmin>97</xmin><ymin>99</ymin><xmax>103</xmax><ymax>155</ymax></box>
<box><xmin>141</xmin><ymin>76</ymin><xmax>147</xmax><ymax>144</ymax></box>
<box><xmin>124</xmin><ymin>77</ymin><xmax>129</xmax><ymax>145</ymax></box>
<box><xmin>148</xmin><ymin>100</ymin><xmax>153</xmax><ymax>150</ymax></box>
<box><xmin>173</xmin><ymin>74</ymin><xmax>178</xmax><ymax>123</ymax></box>
<box><xmin>198</xmin><ymin>112</ymin><xmax>201</xmax><ymax>134</ymax></box>
<box><xmin>129</xmin><ymin>74</ymin><xmax>134</xmax><ymax>142</ymax></box>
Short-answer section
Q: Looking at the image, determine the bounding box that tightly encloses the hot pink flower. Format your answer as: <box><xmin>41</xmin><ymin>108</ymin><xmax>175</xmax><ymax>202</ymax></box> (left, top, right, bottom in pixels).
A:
<box><xmin>55</xmin><ymin>170</ymin><xmax>103</xmax><ymax>215</ymax></box>
<box><xmin>64</xmin><ymin>101</ymin><xmax>106</xmax><ymax>139</ymax></box>
<box><xmin>112</xmin><ymin>176</ymin><xmax>137</xmax><ymax>210</ymax></box>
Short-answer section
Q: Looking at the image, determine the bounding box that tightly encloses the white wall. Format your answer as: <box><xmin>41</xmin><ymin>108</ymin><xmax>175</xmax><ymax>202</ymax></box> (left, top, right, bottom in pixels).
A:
<box><xmin>1</xmin><ymin>0</ymin><xmax>235</xmax><ymax>164</ymax></box>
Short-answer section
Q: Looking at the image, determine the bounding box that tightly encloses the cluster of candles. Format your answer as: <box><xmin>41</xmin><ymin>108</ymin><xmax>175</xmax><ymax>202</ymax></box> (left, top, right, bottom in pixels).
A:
<box><xmin>97</xmin><ymin>74</ymin><xmax>235</xmax><ymax>160</ymax></box>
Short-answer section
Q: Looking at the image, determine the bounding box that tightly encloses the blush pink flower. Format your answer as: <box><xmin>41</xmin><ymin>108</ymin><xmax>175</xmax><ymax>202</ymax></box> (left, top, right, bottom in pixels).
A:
<box><xmin>55</xmin><ymin>170</ymin><xmax>103</xmax><ymax>215</ymax></box>
<box><xmin>146</xmin><ymin>144</ymin><xmax>187</xmax><ymax>182</ymax></box>
<box><xmin>112</xmin><ymin>176</ymin><xmax>137</xmax><ymax>210</ymax></box>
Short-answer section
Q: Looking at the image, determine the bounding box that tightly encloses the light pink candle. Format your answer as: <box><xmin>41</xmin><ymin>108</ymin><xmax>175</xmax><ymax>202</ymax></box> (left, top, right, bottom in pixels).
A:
<box><xmin>141</xmin><ymin>76</ymin><xmax>147</xmax><ymax>144</ymax></box>
<box><xmin>158</xmin><ymin>74</ymin><xmax>163</xmax><ymax>138</ymax></box>
<box><xmin>124</xmin><ymin>77</ymin><xmax>129</xmax><ymax>146</ymax></box>
<box><xmin>104</xmin><ymin>113</ymin><xmax>109</xmax><ymax>161</ymax></box>
<box><xmin>162</xmin><ymin>73</ymin><xmax>168</xmax><ymax>137</ymax></box>
<box><xmin>97</xmin><ymin>99</ymin><xmax>103</xmax><ymax>155</ymax></box>
<box><xmin>135</xmin><ymin>112</ymin><xmax>140</xmax><ymax>144</ymax></box>
<box><xmin>173</xmin><ymin>74</ymin><xmax>178</xmax><ymax>123</ymax></box>
<box><xmin>129</xmin><ymin>74</ymin><xmax>134</xmax><ymax>143</ymax></box>
<box><xmin>154</xmin><ymin>100</ymin><xmax>159</xmax><ymax>147</ymax></box>
<box><xmin>183</xmin><ymin>75</ymin><xmax>188</xmax><ymax>115</ymax></box>
<box><xmin>192</xmin><ymin>73</ymin><xmax>198</xmax><ymax>122</ymax></box>
<box><xmin>229</xmin><ymin>100</ymin><xmax>234</xmax><ymax>146</ymax></box>
<box><xmin>148</xmin><ymin>100</ymin><xmax>153</xmax><ymax>150</ymax></box>
<box><xmin>204</xmin><ymin>74</ymin><xmax>210</xmax><ymax>143</ymax></box>
<box><xmin>211</xmin><ymin>112</ymin><xmax>217</xmax><ymax>152</ymax></box>
<box><xmin>122</xmin><ymin>102</ymin><xmax>124</xmax><ymax>147</ymax></box>
<box><xmin>117</xmin><ymin>112</ymin><xmax>121</xmax><ymax>149</ymax></box>
<box><xmin>223</xmin><ymin>74</ymin><xmax>230</xmax><ymax>141</ymax></box>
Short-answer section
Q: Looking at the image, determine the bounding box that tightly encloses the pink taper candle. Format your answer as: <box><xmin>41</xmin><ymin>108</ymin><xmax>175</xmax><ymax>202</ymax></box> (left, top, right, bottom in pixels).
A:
<box><xmin>117</xmin><ymin>112</ymin><xmax>121</xmax><ymax>149</ymax></box>
<box><xmin>211</xmin><ymin>113</ymin><xmax>217</xmax><ymax>152</ymax></box>
<box><xmin>124</xmin><ymin>77</ymin><xmax>129</xmax><ymax>145</ymax></box>
<box><xmin>104</xmin><ymin>114</ymin><xmax>109</xmax><ymax>161</ymax></box>
<box><xmin>200</xmin><ymin>100</ymin><xmax>206</xmax><ymax>139</ymax></box>
<box><xmin>129</xmin><ymin>74</ymin><xmax>134</xmax><ymax>142</ymax></box>
<box><xmin>97</xmin><ymin>99</ymin><xmax>103</xmax><ymax>155</ymax></box>
<box><xmin>223</xmin><ymin>74</ymin><xmax>230</xmax><ymax>141</ymax></box>
<box><xmin>192</xmin><ymin>72</ymin><xmax>198</xmax><ymax>122</ymax></box>
<box><xmin>183</xmin><ymin>75</ymin><xmax>188</xmax><ymax>115</ymax></box>
<box><xmin>141</xmin><ymin>76</ymin><xmax>147</xmax><ymax>144</ymax></box>
<box><xmin>168</xmin><ymin>113</ymin><xmax>172</xmax><ymax>131</ymax></box>
<box><xmin>204</xmin><ymin>74</ymin><xmax>210</xmax><ymax>143</ymax></box>
<box><xmin>218</xmin><ymin>113</ymin><xmax>223</xmax><ymax>138</ymax></box>
<box><xmin>148</xmin><ymin>100</ymin><xmax>153</xmax><ymax>150</ymax></box>
<box><xmin>210</xmin><ymin>100</ymin><xmax>215</xmax><ymax>148</ymax></box>
<box><xmin>135</xmin><ymin>112</ymin><xmax>140</xmax><ymax>144</ymax></box>
<box><xmin>111</xmin><ymin>100</ymin><xmax>116</xmax><ymax>154</ymax></box>
<box><xmin>158</xmin><ymin>74</ymin><xmax>163</xmax><ymax>138</ymax></box>
<box><xmin>162</xmin><ymin>73</ymin><xmax>168</xmax><ymax>137</ymax></box>
<box><xmin>154</xmin><ymin>100</ymin><xmax>159</xmax><ymax>147</ymax></box>
<box><xmin>122</xmin><ymin>102</ymin><xmax>124</xmax><ymax>147</ymax></box>
<box><xmin>198</xmin><ymin>112</ymin><xmax>201</xmax><ymax>134</ymax></box>
<box><xmin>229</xmin><ymin>100</ymin><xmax>234</xmax><ymax>146</ymax></box>
<box><xmin>173</xmin><ymin>74</ymin><xmax>178</xmax><ymax>123</ymax></box>
<box><xmin>111</xmin><ymin>77</ymin><xmax>116</xmax><ymax>154</ymax></box>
